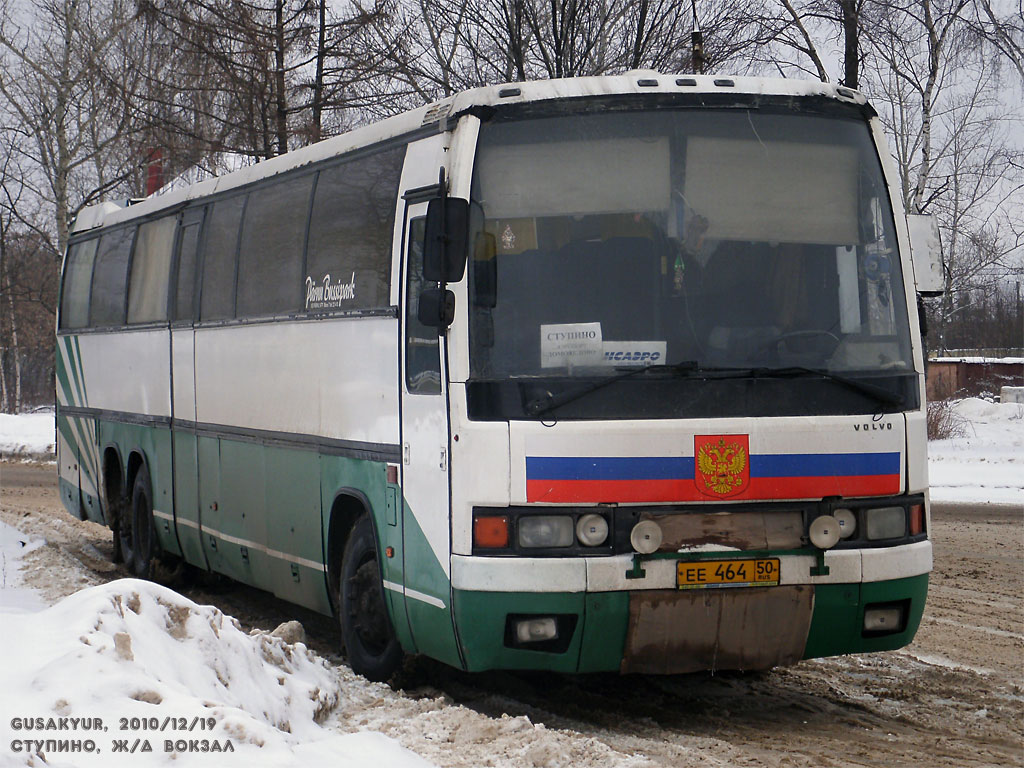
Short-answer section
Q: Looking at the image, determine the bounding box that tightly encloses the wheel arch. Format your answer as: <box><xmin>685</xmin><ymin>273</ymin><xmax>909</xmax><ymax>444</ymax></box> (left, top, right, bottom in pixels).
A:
<box><xmin>100</xmin><ymin>442</ymin><xmax>125</xmax><ymax>529</ymax></box>
<box><xmin>326</xmin><ymin>488</ymin><xmax>379</xmax><ymax>616</ymax></box>
<box><xmin>126</xmin><ymin>447</ymin><xmax>150</xmax><ymax>499</ymax></box>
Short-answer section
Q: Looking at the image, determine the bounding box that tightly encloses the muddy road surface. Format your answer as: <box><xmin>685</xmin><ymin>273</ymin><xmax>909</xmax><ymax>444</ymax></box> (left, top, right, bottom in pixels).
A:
<box><xmin>2</xmin><ymin>461</ymin><xmax>1021</xmax><ymax>767</ymax></box>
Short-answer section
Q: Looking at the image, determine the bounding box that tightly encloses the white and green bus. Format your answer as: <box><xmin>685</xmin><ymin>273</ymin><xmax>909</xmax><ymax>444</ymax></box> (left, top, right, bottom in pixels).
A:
<box><xmin>57</xmin><ymin>74</ymin><xmax>941</xmax><ymax>681</ymax></box>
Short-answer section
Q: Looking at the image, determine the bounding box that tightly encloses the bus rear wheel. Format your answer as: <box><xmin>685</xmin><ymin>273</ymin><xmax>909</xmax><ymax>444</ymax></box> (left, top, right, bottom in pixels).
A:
<box><xmin>340</xmin><ymin>515</ymin><xmax>402</xmax><ymax>682</ymax></box>
<box><xmin>118</xmin><ymin>487</ymin><xmax>137</xmax><ymax>573</ymax></box>
<box><xmin>131</xmin><ymin>468</ymin><xmax>159</xmax><ymax>580</ymax></box>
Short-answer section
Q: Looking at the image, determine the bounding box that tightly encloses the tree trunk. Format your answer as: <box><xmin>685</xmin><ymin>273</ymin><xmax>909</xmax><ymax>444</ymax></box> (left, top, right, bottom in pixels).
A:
<box><xmin>840</xmin><ymin>0</ymin><xmax>859</xmax><ymax>88</ymax></box>
<box><xmin>312</xmin><ymin>0</ymin><xmax>325</xmax><ymax>143</ymax></box>
<box><xmin>274</xmin><ymin>0</ymin><xmax>289</xmax><ymax>156</ymax></box>
<box><xmin>3</xmin><ymin>268</ymin><xmax>21</xmax><ymax>413</ymax></box>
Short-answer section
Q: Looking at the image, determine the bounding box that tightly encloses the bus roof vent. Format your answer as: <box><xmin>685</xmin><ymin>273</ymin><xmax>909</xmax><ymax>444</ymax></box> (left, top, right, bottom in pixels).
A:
<box><xmin>70</xmin><ymin>201</ymin><xmax>123</xmax><ymax>233</ymax></box>
<box><xmin>422</xmin><ymin>100</ymin><xmax>454</xmax><ymax>128</ymax></box>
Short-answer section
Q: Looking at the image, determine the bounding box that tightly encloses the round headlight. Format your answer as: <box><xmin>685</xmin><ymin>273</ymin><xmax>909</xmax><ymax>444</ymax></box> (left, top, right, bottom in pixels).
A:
<box><xmin>809</xmin><ymin>515</ymin><xmax>841</xmax><ymax>550</ymax></box>
<box><xmin>576</xmin><ymin>514</ymin><xmax>609</xmax><ymax>546</ymax></box>
<box><xmin>834</xmin><ymin>508</ymin><xmax>856</xmax><ymax>539</ymax></box>
<box><xmin>630</xmin><ymin>520</ymin><xmax>663</xmax><ymax>554</ymax></box>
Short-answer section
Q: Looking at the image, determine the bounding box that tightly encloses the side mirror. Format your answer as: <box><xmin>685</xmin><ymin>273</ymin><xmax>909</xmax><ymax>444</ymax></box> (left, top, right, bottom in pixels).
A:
<box><xmin>424</xmin><ymin>197</ymin><xmax>469</xmax><ymax>282</ymax></box>
<box><xmin>906</xmin><ymin>214</ymin><xmax>944</xmax><ymax>296</ymax></box>
<box><xmin>418</xmin><ymin>287</ymin><xmax>456</xmax><ymax>328</ymax></box>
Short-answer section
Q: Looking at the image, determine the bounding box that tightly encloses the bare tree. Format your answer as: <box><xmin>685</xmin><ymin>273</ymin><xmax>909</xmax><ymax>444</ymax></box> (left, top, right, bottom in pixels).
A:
<box><xmin>0</xmin><ymin>0</ymin><xmax>145</xmax><ymax>254</ymax></box>
<box><xmin>865</xmin><ymin>0</ymin><xmax>1023</xmax><ymax>349</ymax></box>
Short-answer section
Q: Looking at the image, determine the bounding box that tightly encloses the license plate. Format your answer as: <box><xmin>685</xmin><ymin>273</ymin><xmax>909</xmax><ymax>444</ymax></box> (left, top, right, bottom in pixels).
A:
<box><xmin>677</xmin><ymin>558</ymin><xmax>780</xmax><ymax>589</ymax></box>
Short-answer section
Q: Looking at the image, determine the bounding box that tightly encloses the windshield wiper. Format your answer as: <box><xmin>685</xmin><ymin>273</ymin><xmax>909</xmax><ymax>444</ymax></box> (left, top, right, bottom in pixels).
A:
<box><xmin>524</xmin><ymin>360</ymin><xmax>699</xmax><ymax>417</ymax></box>
<box><xmin>697</xmin><ymin>365</ymin><xmax>906</xmax><ymax>407</ymax></box>
<box><xmin>522</xmin><ymin>362</ymin><xmax>905</xmax><ymax>418</ymax></box>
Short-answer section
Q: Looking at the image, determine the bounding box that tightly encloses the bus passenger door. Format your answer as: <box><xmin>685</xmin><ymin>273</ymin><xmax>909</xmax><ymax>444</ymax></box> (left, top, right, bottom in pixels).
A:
<box><xmin>398</xmin><ymin>201</ymin><xmax>462</xmax><ymax>669</ymax></box>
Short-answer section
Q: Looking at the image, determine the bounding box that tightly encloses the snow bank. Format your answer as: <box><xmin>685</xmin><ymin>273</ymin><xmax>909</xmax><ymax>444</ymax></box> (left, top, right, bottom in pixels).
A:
<box><xmin>0</xmin><ymin>579</ymin><xmax>434</xmax><ymax>767</ymax></box>
<box><xmin>0</xmin><ymin>520</ymin><xmax>48</xmax><ymax>613</ymax></box>
<box><xmin>928</xmin><ymin>398</ymin><xmax>1024</xmax><ymax>506</ymax></box>
<box><xmin>0</xmin><ymin>411</ymin><xmax>55</xmax><ymax>460</ymax></box>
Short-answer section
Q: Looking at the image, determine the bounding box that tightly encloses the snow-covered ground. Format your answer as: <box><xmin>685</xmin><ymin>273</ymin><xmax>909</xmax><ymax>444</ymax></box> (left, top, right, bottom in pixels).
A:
<box><xmin>0</xmin><ymin>573</ymin><xmax>432</xmax><ymax>768</ymax></box>
<box><xmin>927</xmin><ymin>398</ymin><xmax>1023</xmax><ymax>506</ymax></box>
<box><xmin>0</xmin><ymin>411</ymin><xmax>55</xmax><ymax>460</ymax></box>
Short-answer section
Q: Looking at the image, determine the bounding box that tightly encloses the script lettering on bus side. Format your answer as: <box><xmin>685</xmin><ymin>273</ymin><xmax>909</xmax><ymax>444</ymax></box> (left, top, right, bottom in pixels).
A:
<box><xmin>305</xmin><ymin>272</ymin><xmax>356</xmax><ymax>310</ymax></box>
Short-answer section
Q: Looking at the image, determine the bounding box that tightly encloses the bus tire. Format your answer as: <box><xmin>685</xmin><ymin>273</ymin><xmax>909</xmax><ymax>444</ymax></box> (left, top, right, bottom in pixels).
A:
<box><xmin>340</xmin><ymin>514</ymin><xmax>402</xmax><ymax>682</ymax></box>
<box><xmin>131</xmin><ymin>468</ymin><xmax>158</xmax><ymax>580</ymax></box>
<box><xmin>118</xmin><ymin>489</ymin><xmax>137</xmax><ymax>573</ymax></box>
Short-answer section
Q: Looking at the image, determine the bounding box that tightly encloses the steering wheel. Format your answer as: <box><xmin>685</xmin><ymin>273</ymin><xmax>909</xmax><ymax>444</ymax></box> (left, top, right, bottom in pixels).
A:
<box><xmin>756</xmin><ymin>330</ymin><xmax>841</xmax><ymax>362</ymax></box>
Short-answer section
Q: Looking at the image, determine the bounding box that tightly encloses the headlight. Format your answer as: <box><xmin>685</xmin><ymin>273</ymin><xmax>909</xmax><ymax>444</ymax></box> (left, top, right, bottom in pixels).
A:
<box><xmin>866</xmin><ymin>506</ymin><xmax>906</xmax><ymax>540</ymax></box>
<box><xmin>833</xmin><ymin>508</ymin><xmax>856</xmax><ymax>539</ymax></box>
<box><xmin>809</xmin><ymin>515</ymin><xmax>841</xmax><ymax>549</ymax></box>
<box><xmin>518</xmin><ymin>515</ymin><xmax>574</xmax><ymax>548</ymax></box>
<box><xmin>575</xmin><ymin>514</ymin><xmax>609</xmax><ymax>546</ymax></box>
<box><xmin>630</xmin><ymin>520</ymin><xmax>663</xmax><ymax>554</ymax></box>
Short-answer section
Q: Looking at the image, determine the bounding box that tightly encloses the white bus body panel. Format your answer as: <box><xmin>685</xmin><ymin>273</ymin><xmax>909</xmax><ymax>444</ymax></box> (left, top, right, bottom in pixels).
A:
<box><xmin>71</xmin><ymin>330</ymin><xmax>171</xmax><ymax>417</ymax></box>
<box><xmin>193</xmin><ymin>319</ymin><xmax>398</xmax><ymax>443</ymax></box>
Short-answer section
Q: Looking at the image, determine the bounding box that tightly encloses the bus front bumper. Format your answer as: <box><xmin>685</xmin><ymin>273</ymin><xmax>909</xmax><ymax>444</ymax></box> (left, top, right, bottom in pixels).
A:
<box><xmin>449</xmin><ymin>543</ymin><xmax>930</xmax><ymax>673</ymax></box>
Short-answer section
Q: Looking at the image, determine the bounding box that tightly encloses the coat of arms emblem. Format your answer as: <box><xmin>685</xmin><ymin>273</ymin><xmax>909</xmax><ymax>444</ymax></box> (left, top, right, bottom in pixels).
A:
<box><xmin>694</xmin><ymin>434</ymin><xmax>750</xmax><ymax>498</ymax></box>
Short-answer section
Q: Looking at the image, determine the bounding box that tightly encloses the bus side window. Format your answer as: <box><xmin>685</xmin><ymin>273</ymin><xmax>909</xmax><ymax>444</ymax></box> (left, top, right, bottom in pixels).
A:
<box><xmin>236</xmin><ymin>174</ymin><xmax>313</xmax><ymax>318</ymax></box>
<box><xmin>60</xmin><ymin>239</ymin><xmax>99</xmax><ymax>330</ymax></box>
<box><xmin>175</xmin><ymin>217</ymin><xmax>203</xmax><ymax>322</ymax></box>
<box><xmin>405</xmin><ymin>217</ymin><xmax>441</xmax><ymax>394</ymax></box>
<box><xmin>306</xmin><ymin>147</ymin><xmax>404</xmax><ymax>311</ymax></box>
<box><xmin>127</xmin><ymin>215</ymin><xmax>176</xmax><ymax>324</ymax></box>
<box><xmin>200</xmin><ymin>195</ymin><xmax>245</xmax><ymax>321</ymax></box>
<box><xmin>90</xmin><ymin>227</ymin><xmax>135</xmax><ymax>328</ymax></box>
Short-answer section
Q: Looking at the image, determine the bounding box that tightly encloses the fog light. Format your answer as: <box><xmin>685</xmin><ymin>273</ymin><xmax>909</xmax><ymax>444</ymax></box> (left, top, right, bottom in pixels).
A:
<box><xmin>518</xmin><ymin>516</ymin><xmax>574</xmax><ymax>548</ymax></box>
<box><xmin>630</xmin><ymin>520</ymin><xmax>663</xmax><ymax>554</ymax></box>
<box><xmin>866</xmin><ymin>506</ymin><xmax>905</xmax><ymax>540</ymax></box>
<box><xmin>515</xmin><ymin>617</ymin><xmax>558</xmax><ymax>643</ymax></box>
<box><xmin>864</xmin><ymin>605</ymin><xmax>905</xmax><ymax>634</ymax></box>
<box><xmin>809</xmin><ymin>515</ymin><xmax>841</xmax><ymax>549</ymax></box>
<box><xmin>834</xmin><ymin>508</ymin><xmax>856</xmax><ymax>539</ymax></box>
<box><xmin>576</xmin><ymin>514</ymin><xmax>609</xmax><ymax>546</ymax></box>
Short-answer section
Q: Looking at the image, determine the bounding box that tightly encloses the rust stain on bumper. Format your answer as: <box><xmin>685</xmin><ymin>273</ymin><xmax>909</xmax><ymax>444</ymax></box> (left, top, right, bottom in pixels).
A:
<box><xmin>620</xmin><ymin>585</ymin><xmax>814</xmax><ymax>675</ymax></box>
<box><xmin>647</xmin><ymin>510</ymin><xmax>804</xmax><ymax>551</ymax></box>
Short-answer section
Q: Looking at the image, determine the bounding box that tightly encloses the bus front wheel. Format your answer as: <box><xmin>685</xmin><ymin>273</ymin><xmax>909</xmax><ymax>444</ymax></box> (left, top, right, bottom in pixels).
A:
<box><xmin>340</xmin><ymin>515</ymin><xmax>402</xmax><ymax>682</ymax></box>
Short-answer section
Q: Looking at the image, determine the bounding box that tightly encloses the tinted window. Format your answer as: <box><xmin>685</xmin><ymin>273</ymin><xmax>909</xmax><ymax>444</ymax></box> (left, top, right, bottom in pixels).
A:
<box><xmin>236</xmin><ymin>174</ymin><xmax>313</xmax><ymax>317</ymax></box>
<box><xmin>90</xmin><ymin>227</ymin><xmax>135</xmax><ymax>327</ymax></box>
<box><xmin>175</xmin><ymin>218</ymin><xmax>202</xmax><ymax>321</ymax></box>
<box><xmin>405</xmin><ymin>217</ymin><xmax>441</xmax><ymax>394</ymax></box>
<box><xmin>60</xmin><ymin>239</ymin><xmax>99</xmax><ymax>329</ymax></box>
<box><xmin>305</xmin><ymin>147</ymin><xmax>403</xmax><ymax>311</ymax></box>
<box><xmin>127</xmin><ymin>216</ymin><xmax>176</xmax><ymax>323</ymax></box>
<box><xmin>200</xmin><ymin>195</ymin><xmax>245</xmax><ymax>321</ymax></box>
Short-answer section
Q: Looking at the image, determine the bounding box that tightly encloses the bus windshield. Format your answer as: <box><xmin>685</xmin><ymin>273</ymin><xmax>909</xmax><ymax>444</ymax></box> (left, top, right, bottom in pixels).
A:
<box><xmin>467</xmin><ymin>109</ymin><xmax>914</xmax><ymax>396</ymax></box>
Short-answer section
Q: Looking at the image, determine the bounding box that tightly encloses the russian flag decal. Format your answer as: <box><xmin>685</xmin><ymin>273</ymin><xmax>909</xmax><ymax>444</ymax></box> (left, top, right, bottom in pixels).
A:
<box><xmin>526</xmin><ymin>437</ymin><xmax>901</xmax><ymax>503</ymax></box>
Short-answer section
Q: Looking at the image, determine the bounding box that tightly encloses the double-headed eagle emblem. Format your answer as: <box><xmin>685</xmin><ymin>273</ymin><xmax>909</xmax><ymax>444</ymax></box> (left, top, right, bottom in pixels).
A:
<box><xmin>696</xmin><ymin>436</ymin><xmax>749</xmax><ymax>497</ymax></box>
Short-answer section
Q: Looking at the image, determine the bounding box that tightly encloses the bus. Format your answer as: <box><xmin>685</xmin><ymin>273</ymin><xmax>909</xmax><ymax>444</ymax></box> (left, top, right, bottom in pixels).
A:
<box><xmin>56</xmin><ymin>73</ymin><xmax>942</xmax><ymax>681</ymax></box>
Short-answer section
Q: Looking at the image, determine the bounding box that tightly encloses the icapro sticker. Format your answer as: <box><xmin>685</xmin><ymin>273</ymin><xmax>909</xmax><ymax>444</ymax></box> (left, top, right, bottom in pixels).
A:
<box><xmin>602</xmin><ymin>341</ymin><xmax>667</xmax><ymax>366</ymax></box>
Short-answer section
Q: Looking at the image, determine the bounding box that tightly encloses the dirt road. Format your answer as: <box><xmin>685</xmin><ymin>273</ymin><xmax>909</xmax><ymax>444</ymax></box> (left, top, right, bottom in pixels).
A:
<box><xmin>2</xmin><ymin>461</ymin><xmax>1021</xmax><ymax>767</ymax></box>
